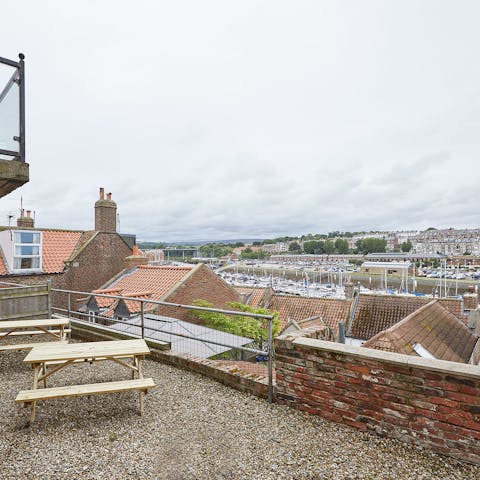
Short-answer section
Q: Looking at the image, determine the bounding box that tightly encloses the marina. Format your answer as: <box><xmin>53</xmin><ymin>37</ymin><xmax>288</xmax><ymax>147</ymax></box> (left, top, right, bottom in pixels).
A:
<box><xmin>218</xmin><ymin>261</ymin><xmax>480</xmax><ymax>299</ymax></box>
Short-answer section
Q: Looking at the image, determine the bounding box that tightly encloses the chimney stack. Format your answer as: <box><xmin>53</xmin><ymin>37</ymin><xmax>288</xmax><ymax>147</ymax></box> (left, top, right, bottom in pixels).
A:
<box><xmin>17</xmin><ymin>208</ymin><xmax>35</xmax><ymax>228</ymax></box>
<box><xmin>125</xmin><ymin>245</ymin><xmax>148</xmax><ymax>270</ymax></box>
<box><xmin>95</xmin><ymin>187</ymin><xmax>117</xmax><ymax>232</ymax></box>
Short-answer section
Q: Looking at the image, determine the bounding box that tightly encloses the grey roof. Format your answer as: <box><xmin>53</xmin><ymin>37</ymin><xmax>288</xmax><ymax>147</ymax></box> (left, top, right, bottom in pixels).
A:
<box><xmin>108</xmin><ymin>314</ymin><xmax>254</xmax><ymax>359</ymax></box>
<box><xmin>365</xmin><ymin>253</ymin><xmax>446</xmax><ymax>259</ymax></box>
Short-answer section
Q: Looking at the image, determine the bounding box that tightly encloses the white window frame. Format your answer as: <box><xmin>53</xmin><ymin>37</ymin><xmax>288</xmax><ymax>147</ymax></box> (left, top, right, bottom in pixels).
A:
<box><xmin>12</xmin><ymin>230</ymin><xmax>42</xmax><ymax>273</ymax></box>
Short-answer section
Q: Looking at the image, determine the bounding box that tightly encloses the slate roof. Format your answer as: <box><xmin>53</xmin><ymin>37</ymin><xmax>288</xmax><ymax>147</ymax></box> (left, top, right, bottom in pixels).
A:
<box><xmin>109</xmin><ymin>314</ymin><xmax>254</xmax><ymax>359</ymax></box>
<box><xmin>363</xmin><ymin>300</ymin><xmax>478</xmax><ymax>363</ymax></box>
<box><xmin>348</xmin><ymin>294</ymin><xmax>464</xmax><ymax>341</ymax></box>
<box><xmin>268</xmin><ymin>295</ymin><xmax>351</xmax><ymax>330</ymax></box>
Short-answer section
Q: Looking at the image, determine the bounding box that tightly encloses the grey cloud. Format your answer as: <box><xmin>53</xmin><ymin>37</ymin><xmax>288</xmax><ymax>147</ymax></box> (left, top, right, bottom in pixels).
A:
<box><xmin>1</xmin><ymin>1</ymin><xmax>480</xmax><ymax>241</ymax></box>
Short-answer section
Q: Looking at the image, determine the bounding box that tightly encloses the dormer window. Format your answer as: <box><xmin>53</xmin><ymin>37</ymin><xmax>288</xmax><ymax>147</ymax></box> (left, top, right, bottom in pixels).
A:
<box><xmin>13</xmin><ymin>231</ymin><xmax>42</xmax><ymax>271</ymax></box>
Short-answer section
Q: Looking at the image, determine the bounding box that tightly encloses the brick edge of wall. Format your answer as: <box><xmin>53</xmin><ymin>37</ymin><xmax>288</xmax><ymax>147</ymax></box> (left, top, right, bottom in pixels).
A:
<box><xmin>275</xmin><ymin>332</ymin><xmax>480</xmax><ymax>465</ymax></box>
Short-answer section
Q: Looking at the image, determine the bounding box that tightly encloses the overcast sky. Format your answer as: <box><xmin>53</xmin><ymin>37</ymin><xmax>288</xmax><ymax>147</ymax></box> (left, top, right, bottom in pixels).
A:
<box><xmin>1</xmin><ymin>1</ymin><xmax>480</xmax><ymax>241</ymax></box>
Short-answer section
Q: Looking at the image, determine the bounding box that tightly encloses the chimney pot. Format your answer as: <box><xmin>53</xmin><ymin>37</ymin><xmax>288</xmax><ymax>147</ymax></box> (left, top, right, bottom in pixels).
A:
<box><xmin>26</xmin><ymin>210</ymin><xmax>31</xmax><ymax>218</ymax></box>
<box><xmin>95</xmin><ymin>187</ymin><xmax>117</xmax><ymax>232</ymax></box>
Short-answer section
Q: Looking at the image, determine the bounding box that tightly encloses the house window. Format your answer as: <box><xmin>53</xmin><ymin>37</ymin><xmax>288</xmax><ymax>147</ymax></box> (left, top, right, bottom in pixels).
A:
<box><xmin>13</xmin><ymin>231</ymin><xmax>42</xmax><ymax>271</ymax></box>
<box><xmin>88</xmin><ymin>310</ymin><xmax>96</xmax><ymax>323</ymax></box>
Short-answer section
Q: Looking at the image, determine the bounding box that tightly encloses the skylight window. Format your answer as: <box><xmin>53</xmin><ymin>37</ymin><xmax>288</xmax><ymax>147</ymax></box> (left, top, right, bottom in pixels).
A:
<box><xmin>412</xmin><ymin>343</ymin><xmax>436</xmax><ymax>359</ymax></box>
<box><xmin>13</xmin><ymin>231</ymin><xmax>42</xmax><ymax>271</ymax></box>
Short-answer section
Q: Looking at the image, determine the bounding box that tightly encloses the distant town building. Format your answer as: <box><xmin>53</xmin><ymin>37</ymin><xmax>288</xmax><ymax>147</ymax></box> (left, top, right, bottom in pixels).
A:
<box><xmin>413</xmin><ymin>228</ymin><xmax>480</xmax><ymax>256</ymax></box>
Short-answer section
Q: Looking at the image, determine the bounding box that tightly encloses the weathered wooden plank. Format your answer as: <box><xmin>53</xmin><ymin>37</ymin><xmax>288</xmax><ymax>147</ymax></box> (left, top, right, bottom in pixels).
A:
<box><xmin>0</xmin><ymin>340</ymin><xmax>67</xmax><ymax>352</ymax></box>
<box><xmin>16</xmin><ymin>378</ymin><xmax>156</xmax><ymax>402</ymax></box>
<box><xmin>24</xmin><ymin>339</ymin><xmax>150</xmax><ymax>363</ymax></box>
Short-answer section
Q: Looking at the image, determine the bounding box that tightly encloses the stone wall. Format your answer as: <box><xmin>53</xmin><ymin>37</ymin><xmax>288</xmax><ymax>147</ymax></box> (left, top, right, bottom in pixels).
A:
<box><xmin>275</xmin><ymin>332</ymin><xmax>480</xmax><ymax>465</ymax></box>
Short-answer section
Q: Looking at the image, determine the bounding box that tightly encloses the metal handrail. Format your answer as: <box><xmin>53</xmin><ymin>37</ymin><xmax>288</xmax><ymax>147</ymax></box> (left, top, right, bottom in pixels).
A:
<box><xmin>51</xmin><ymin>284</ymin><xmax>275</xmax><ymax>402</ymax></box>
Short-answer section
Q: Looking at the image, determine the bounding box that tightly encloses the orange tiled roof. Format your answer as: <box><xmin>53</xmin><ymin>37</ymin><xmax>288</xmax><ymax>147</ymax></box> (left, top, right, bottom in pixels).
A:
<box><xmin>234</xmin><ymin>287</ymin><xmax>267</xmax><ymax>307</ymax></box>
<box><xmin>348</xmin><ymin>294</ymin><xmax>464</xmax><ymax>341</ymax></box>
<box><xmin>216</xmin><ymin>360</ymin><xmax>269</xmax><ymax>378</ymax></box>
<box><xmin>101</xmin><ymin>291</ymin><xmax>156</xmax><ymax>318</ymax></box>
<box><xmin>0</xmin><ymin>229</ymin><xmax>84</xmax><ymax>275</ymax></box>
<box><xmin>42</xmin><ymin>230</ymin><xmax>83</xmax><ymax>273</ymax></box>
<box><xmin>269</xmin><ymin>294</ymin><xmax>351</xmax><ymax>330</ymax></box>
<box><xmin>108</xmin><ymin>265</ymin><xmax>194</xmax><ymax>302</ymax></box>
<box><xmin>0</xmin><ymin>249</ymin><xmax>7</xmax><ymax>275</ymax></box>
<box><xmin>121</xmin><ymin>291</ymin><xmax>153</xmax><ymax>313</ymax></box>
<box><xmin>363</xmin><ymin>300</ymin><xmax>478</xmax><ymax>363</ymax></box>
<box><xmin>92</xmin><ymin>288</ymin><xmax>123</xmax><ymax>308</ymax></box>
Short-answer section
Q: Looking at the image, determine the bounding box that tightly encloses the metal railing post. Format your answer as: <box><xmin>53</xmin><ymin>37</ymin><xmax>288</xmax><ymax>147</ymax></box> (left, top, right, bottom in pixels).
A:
<box><xmin>267</xmin><ymin>316</ymin><xmax>274</xmax><ymax>403</ymax></box>
<box><xmin>141</xmin><ymin>301</ymin><xmax>145</xmax><ymax>339</ymax></box>
<box><xmin>18</xmin><ymin>53</ymin><xmax>26</xmax><ymax>162</ymax></box>
<box><xmin>67</xmin><ymin>292</ymin><xmax>71</xmax><ymax>320</ymax></box>
<box><xmin>46</xmin><ymin>280</ymin><xmax>52</xmax><ymax>318</ymax></box>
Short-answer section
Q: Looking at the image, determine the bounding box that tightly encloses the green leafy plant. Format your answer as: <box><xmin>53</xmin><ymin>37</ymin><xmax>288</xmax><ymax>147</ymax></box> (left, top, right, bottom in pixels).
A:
<box><xmin>190</xmin><ymin>300</ymin><xmax>281</xmax><ymax>344</ymax></box>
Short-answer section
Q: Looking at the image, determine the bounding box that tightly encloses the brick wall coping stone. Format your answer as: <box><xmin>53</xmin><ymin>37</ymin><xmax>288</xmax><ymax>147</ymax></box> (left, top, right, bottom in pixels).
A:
<box><xmin>292</xmin><ymin>337</ymin><xmax>480</xmax><ymax>379</ymax></box>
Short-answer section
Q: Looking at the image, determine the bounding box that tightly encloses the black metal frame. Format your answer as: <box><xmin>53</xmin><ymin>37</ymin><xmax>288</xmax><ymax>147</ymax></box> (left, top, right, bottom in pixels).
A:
<box><xmin>0</xmin><ymin>53</ymin><xmax>25</xmax><ymax>162</ymax></box>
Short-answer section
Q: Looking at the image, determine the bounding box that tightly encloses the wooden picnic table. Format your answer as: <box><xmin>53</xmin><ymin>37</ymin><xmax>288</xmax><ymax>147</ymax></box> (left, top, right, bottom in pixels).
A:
<box><xmin>0</xmin><ymin>318</ymin><xmax>69</xmax><ymax>351</ymax></box>
<box><xmin>17</xmin><ymin>339</ymin><xmax>155</xmax><ymax>423</ymax></box>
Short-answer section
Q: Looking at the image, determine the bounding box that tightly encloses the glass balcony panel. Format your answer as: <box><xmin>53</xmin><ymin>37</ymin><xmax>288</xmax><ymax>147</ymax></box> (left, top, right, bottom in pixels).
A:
<box><xmin>0</xmin><ymin>63</ymin><xmax>19</xmax><ymax>155</ymax></box>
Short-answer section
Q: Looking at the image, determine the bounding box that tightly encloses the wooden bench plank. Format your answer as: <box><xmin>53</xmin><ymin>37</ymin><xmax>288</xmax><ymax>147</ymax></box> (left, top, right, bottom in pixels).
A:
<box><xmin>16</xmin><ymin>378</ymin><xmax>156</xmax><ymax>402</ymax></box>
<box><xmin>0</xmin><ymin>319</ymin><xmax>69</xmax><ymax>329</ymax></box>
<box><xmin>0</xmin><ymin>340</ymin><xmax>68</xmax><ymax>352</ymax></box>
<box><xmin>0</xmin><ymin>329</ymin><xmax>71</xmax><ymax>337</ymax></box>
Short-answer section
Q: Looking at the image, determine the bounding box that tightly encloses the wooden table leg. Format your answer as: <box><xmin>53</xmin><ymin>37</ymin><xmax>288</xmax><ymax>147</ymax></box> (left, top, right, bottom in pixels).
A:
<box><xmin>30</xmin><ymin>364</ymin><xmax>40</xmax><ymax>424</ymax></box>
<box><xmin>138</xmin><ymin>356</ymin><xmax>144</xmax><ymax>416</ymax></box>
<box><xmin>42</xmin><ymin>362</ymin><xmax>47</xmax><ymax>388</ymax></box>
<box><xmin>131</xmin><ymin>356</ymin><xmax>136</xmax><ymax>380</ymax></box>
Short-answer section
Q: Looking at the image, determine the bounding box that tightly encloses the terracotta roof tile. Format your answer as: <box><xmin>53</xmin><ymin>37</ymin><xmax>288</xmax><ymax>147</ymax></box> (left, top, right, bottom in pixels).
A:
<box><xmin>92</xmin><ymin>288</ymin><xmax>123</xmax><ymax>308</ymax></box>
<box><xmin>121</xmin><ymin>291</ymin><xmax>153</xmax><ymax>313</ymax></box>
<box><xmin>269</xmin><ymin>294</ymin><xmax>351</xmax><ymax>330</ymax></box>
<box><xmin>0</xmin><ymin>249</ymin><xmax>7</xmax><ymax>275</ymax></box>
<box><xmin>108</xmin><ymin>265</ymin><xmax>194</xmax><ymax>302</ymax></box>
<box><xmin>42</xmin><ymin>230</ymin><xmax>83</xmax><ymax>273</ymax></box>
<box><xmin>216</xmin><ymin>360</ymin><xmax>269</xmax><ymax>378</ymax></box>
<box><xmin>363</xmin><ymin>300</ymin><xmax>478</xmax><ymax>363</ymax></box>
<box><xmin>348</xmin><ymin>294</ymin><xmax>464</xmax><ymax>341</ymax></box>
<box><xmin>234</xmin><ymin>287</ymin><xmax>266</xmax><ymax>307</ymax></box>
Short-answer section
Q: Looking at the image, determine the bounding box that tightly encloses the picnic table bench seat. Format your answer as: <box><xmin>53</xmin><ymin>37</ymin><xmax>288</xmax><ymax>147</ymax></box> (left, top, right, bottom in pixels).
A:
<box><xmin>16</xmin><ymin>378</ymin><xmax>155</xmax><ymax>404</ymax></box>
<box><xmin>0</xmin><ymin>340</ymin><xmax>68</xmax><ymax>352</ymax></box>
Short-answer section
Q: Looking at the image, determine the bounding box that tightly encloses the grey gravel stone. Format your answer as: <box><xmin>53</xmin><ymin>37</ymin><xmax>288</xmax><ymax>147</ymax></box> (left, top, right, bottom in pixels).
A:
<box><xmin>0</xmin><ymin>342</ymin><xmax>479</xmax><ymax>479</ymax></box>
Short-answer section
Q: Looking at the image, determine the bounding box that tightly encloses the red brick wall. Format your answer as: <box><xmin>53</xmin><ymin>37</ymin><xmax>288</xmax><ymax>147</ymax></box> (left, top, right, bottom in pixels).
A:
<box><xmin>0</xmin><ymin>233</ymin><xmax>131</xmax><ymax>313</ymax></box>
<box><xmin>275</xmin><ymin>333</ymin><xmax>480</xmax><ymax>465</ymax></box>
<box><xmin>158</xmin><ymin>264</ymin><xmax>242</xmax><ymax>321</ymax></box>
<box><xmin>54</xmin><ymin>232</ymin><xmax>131</xmax><ymax>309</ymax></box>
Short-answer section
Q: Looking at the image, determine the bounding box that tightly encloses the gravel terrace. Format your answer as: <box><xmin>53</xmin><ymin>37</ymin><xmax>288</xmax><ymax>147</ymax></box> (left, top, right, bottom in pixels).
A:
<box><xmin>0</xmin><ymin>341</ymin><xmax>479</xmax><ymax>480</ymax></box>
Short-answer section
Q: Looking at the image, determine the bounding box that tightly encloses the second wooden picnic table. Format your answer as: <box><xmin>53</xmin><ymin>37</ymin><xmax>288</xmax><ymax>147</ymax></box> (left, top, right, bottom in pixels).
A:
<box><xmin>18</xmin><ymin>339</ymin><xmax>155</xmax><ymax>423</ymax></box>
<box><xmin>0</xmin><ymin>318</ymin><xmax>69</xmax><ymax>351</ymax></box>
